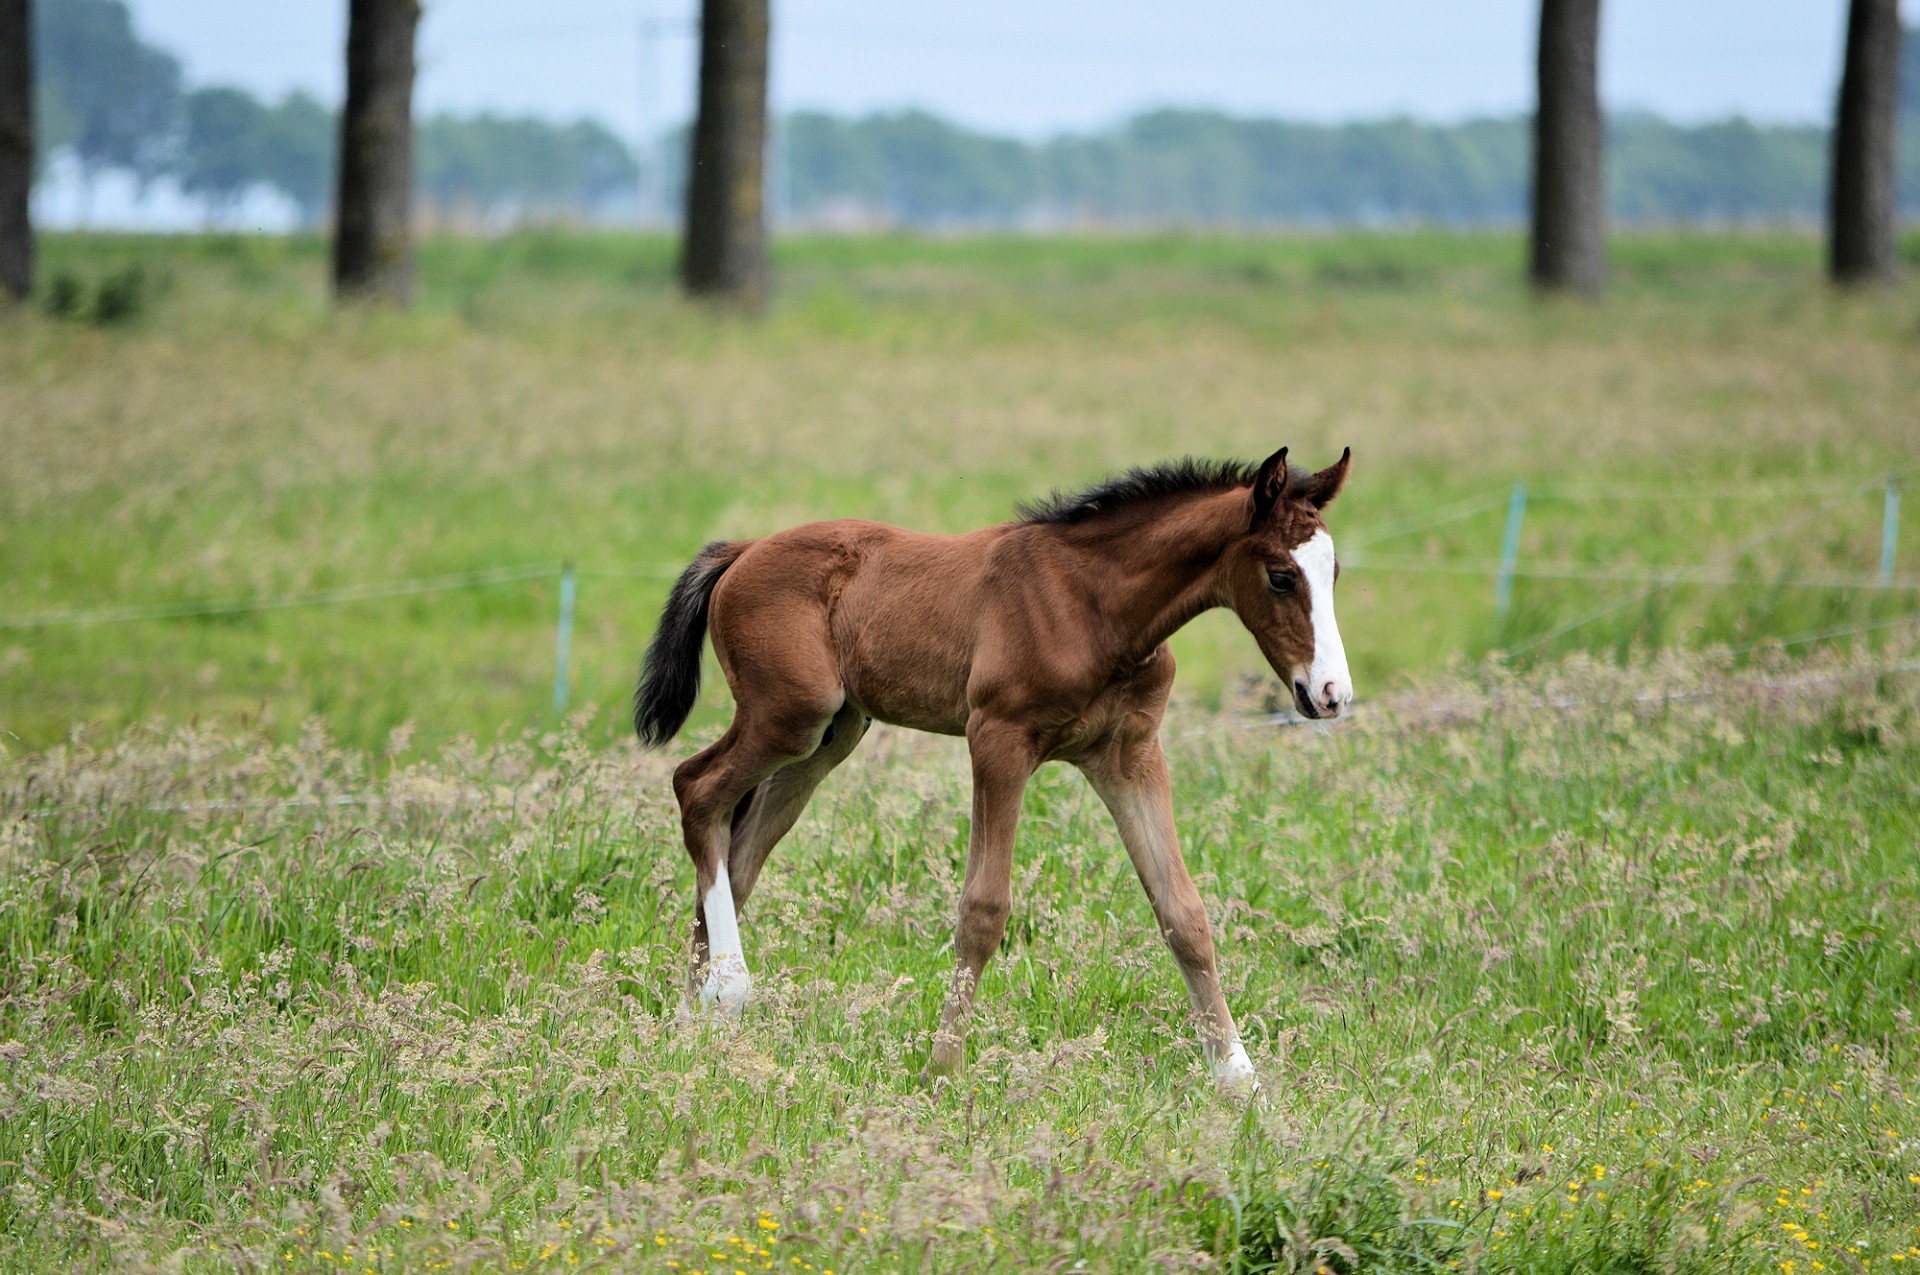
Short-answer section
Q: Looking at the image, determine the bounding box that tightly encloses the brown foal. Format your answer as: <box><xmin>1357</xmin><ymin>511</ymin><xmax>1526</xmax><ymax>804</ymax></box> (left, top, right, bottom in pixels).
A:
<box><xmin>634</xmin><ymin>446</ymin><xmax>1353</xmax><ymax>1088</ymax></box>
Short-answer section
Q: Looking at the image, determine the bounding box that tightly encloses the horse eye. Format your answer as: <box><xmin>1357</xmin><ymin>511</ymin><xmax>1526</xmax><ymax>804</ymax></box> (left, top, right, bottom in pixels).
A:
<box><xmin>1266</xmin><ymin>568</ymin><xmax>1297</xmax><ymax>596</ymax></box>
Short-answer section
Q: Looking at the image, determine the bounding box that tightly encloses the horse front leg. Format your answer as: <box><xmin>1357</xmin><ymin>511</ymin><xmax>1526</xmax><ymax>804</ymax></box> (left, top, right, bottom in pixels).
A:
<box><xmin>926</xmin><ymin>716</ymin><xmax>1035</xmax><ymax>1081</ymax></box>
<box><xmin>1080</xmin><ymin>736</ymin><xmax>1256</xmax><ymax>1091</ymax></box>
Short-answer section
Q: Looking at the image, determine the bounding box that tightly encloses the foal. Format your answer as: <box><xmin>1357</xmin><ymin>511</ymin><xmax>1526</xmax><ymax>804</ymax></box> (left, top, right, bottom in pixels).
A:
<box><xmin>635</xmin><ymin>446</ymin><xmax>1353</xmax><ymax>1087</ymax></box>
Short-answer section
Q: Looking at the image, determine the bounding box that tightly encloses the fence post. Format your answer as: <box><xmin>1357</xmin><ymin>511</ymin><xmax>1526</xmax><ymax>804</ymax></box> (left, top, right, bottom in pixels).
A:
<box><xmin>552</xmin><ymin>563</ymin><xmax>577</xmax><ymax>715</ymax></box>
<box><xmin>1495</xmin><ymin>481</ymin><xmax>1528</xmax><ymax>617</ymax></box>
<box><xmin>1883</xmin><ymin>477</ymin><xmax>1901</xmax><ymax>586</ymax></box>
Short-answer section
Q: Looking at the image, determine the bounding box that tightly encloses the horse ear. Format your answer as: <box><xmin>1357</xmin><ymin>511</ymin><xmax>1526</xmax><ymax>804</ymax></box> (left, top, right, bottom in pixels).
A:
<box><xmin>1250</xmin><ymin>447</ymin><xmax>1289</xmax><ymax>526</ymax></box>
<box><xmin>1290</xmin><ymin>447</ymin><xmax>1352</xmax><ymax>510</ymax></box>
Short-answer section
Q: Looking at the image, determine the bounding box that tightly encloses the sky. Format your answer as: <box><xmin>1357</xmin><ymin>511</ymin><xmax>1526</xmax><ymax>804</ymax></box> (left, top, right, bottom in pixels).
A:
<box><xmin>122</xmin><ymin>0</ymin><xmax>1899</xmax><ymax>145</ymax></box>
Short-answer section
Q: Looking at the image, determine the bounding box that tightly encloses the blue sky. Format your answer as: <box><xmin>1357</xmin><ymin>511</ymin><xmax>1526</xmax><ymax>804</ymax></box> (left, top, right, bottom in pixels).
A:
<box><xmin>124</xmin><ymin>0</ymin><xmax>1902</xmax><ymax>142</ymax></box>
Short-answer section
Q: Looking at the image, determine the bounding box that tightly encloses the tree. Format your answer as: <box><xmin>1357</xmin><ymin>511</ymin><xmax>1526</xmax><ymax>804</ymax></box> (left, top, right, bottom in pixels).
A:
<box><xmin>416</xmin><ymin>112</ymin><xmax>638</xmax><ymax>225</ymax></box>
<box><xmin>680</xmin><ymin>0</ymin><xmax>770</xmax><ymax>307</ymax></box>
<box><xmin>0</xmin><ymin>0</ymin><xmax>31</xmax><ymax>301</ymax></box>
<box><xmin>180</xmin><ymin>86</ymin><xmax>266</xmax><ymax>224</ymax></box>
<box><xmin>258</xmin><ymin>92</ymin><xmax>336</xmax><ymax>229</ymax></box>
<box><xmin>1902</xmin><ymin>25</ymin><xmax>1920</xmax><ymax>120</ymax></box>
<box><xmin>35</xmin><ymin>0</ymin><xmax>180</xmax><ymax>215</ymax></box>
<box><xmin>1529</xmin><ymin>0</ymin><xmax>1605</xmax><ymax>296</ymax></box>
<box><xmin>1828</xmin><ymin>0</ymin><xmax>1900</xmax><ymax>284</ymax></box>
<box><xmin>333</xmin><ymin>0</ymin><xmax>420</xmax><ymax>304</ymax></box>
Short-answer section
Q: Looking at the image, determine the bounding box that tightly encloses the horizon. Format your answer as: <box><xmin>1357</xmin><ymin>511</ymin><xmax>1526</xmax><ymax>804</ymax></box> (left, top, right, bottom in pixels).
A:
<box><xmin>34</xmin><ymin>0</ymin><xmax>1916</xmax><ymax>232</ymax></box>
<box><xmin>125</xmin><ymin>0</ymin><xmax>1915</xmax><ymax>139</ymax></box>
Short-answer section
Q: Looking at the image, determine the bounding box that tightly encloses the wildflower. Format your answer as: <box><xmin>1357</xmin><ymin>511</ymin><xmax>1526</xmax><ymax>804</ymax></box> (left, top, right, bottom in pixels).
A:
<box><xmin>1488</xmin><ymin>1189</ymin><xmax>1504</xmax><ymax>1200</ymax></box>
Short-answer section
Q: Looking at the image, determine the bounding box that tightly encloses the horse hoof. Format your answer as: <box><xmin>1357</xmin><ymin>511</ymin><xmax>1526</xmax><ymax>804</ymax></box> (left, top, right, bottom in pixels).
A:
<box><xmin>1213</xmin><ymin>1043</ymin><xmax>1260</xmax><ymax>1095</ymax></box>
<box><xmin>922</xmin><ymin>1049</ymin><xmax>963</xmax><ymax>1087</ymax></box>
<box><xmin>697</xmin><ymin>972</ymin><xmax>752</xmax><ymax>1020</ymax></box>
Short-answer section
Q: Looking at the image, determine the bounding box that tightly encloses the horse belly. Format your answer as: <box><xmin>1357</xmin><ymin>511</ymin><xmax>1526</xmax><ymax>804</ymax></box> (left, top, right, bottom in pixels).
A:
<box><xmin>839</xmin><ymin>629</ymin><xmax>972</xmax><ymax>735</ymax></box>
<box><xmin>833</xmin><ymin>560</ymin><xmax>976</xmax><ymax>736</ymax></box>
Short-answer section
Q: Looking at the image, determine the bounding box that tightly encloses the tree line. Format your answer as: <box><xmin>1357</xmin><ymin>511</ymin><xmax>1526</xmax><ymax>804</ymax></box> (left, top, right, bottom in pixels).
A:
<box><xmin>0</xmin><ymin>0</ymin><xmax>1911</xmax><ymax>307</ymax></box>
<box><xmin>20</xmin><ymin>0</ymin><xmax>637</xmax><ymax>229</ymax></box>
<box><xmin>780</xmin><ymin>108</ymin><xmax>1901</xmax><ymax>229</ymax></box>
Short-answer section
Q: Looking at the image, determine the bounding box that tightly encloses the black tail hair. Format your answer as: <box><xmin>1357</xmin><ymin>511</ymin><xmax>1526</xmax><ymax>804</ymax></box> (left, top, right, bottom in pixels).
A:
<box><xmin>633</xmin><ymin>541</ymin><xmax>746</xmax><ymax>747</ymax></box>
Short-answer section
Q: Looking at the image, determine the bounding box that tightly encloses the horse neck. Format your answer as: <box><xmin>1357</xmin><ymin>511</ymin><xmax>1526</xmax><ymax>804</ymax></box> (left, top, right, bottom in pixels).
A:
<box><xmin>1056</xmin><ymin>489</ymin><xmax>1244</xmax><ymax>662</ymax></box>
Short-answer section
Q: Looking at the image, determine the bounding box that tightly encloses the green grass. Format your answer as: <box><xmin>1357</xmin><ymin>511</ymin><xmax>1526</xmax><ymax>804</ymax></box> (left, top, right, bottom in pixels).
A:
<box><xmin>3</xmin><ymin>653</ymin><xmax>1919</xmax><ymax>1271</ymax></box>
<box><xmin>2</xmin><ymin>230</ymin><xmax>1917</xmax><ymax>752</ymax></box>
<box><xmin>2</xmin><ymin>230</ymin><xmax>1920</xmax><ymax>1271</ymax></box>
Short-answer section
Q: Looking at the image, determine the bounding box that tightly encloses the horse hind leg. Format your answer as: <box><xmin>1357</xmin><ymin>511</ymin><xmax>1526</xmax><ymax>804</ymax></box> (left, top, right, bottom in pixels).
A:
<box><xmin>672</xmin><ymin>702</ymin><xmax>844</xmax><ymax>1017</ymax></box>
<box><xmin>726</xmin><ymin>701</ymin><xmax>870</xmax><ymax>910</ymax></box>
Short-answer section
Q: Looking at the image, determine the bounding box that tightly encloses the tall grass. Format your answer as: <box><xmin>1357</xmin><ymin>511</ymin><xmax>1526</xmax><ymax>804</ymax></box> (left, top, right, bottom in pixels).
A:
<box><xmin>4</xmin><ymin>232</ymin><xmax>1920</xmax><ymax>1268</ymax></box>
<box><xmin>2</xmin><ymin>231</ymin><xmax>1917</xmax><ymax>751</ymax></box>
<box><xmin>3</xmin><ymin>650</ymin><xmax>1918</xmax><ymax>1271</ymax></box>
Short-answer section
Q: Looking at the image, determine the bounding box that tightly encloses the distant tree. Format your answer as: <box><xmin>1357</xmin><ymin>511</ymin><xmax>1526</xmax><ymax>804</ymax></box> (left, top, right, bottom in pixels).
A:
<box><xmin>259</xmin><ymin>92</ymin><xmax>336</xmax><ymax>228</ymax></box>
<box><xmin>680</xmin><ymin>0</ymin><xmax>770</xmax><ymax>307</ymax></box>
<box><xmin>333</xmin><ymin>0</ymin><xmax>420</xmax><ymax>304</ymax></box>
<box><xmin>0</xmin><ymin>0</ymin><xmax>31</xmax><ymax>301</ymax></box>
<box><xmin>1529</xmin><ymin>0</ymin><xmax>1605</xmax><ymax>296</ymax></box>
<box><xmin>179</xmin><ymin>86</ymin><xmax>267</xmax><ymax>224</ymax></box>
<box><xmin>35</xmin><ymin>0</ymin><xmax>181</xmax><ymax>216</ymax></box>
<box><xmin>417</xmin><ymin>113</ymin><xmax>637</xmax><ymax>225</ymax></box>
<box><xmin>1829</xmin><ymin>0</ymin><xmax>1900</xmax><ymax>284</ymax></box>
<box><xmin>1902</xmin><ymin>25</ymin><xmax>1920</xmax><ymax>119</ymax></box>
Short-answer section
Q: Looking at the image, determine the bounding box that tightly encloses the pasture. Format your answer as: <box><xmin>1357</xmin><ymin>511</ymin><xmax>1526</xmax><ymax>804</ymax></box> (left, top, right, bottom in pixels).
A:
<box><xmin>3</xmin><ymin>232</ymin><xmax>1920</xmax><ymax>1271</ymax></box>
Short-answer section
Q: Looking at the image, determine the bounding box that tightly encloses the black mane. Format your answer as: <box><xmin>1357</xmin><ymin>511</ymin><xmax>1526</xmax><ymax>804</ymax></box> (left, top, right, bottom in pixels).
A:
<box><xmin>1015</xmin><ymin>457</ymin><xmax>1258</xmax><ymax>526</ymax></box>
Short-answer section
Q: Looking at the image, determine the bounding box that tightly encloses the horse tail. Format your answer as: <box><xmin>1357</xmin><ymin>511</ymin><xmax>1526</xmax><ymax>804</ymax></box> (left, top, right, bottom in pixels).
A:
<box><xmin>633</xmin><ymin>540</ymin><xmax>751</xmax><ymax>748</ymax></box>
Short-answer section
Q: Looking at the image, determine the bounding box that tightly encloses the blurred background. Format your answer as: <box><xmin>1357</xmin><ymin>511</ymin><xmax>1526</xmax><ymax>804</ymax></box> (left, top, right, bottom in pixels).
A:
<box><xmin>22</xmin><ymin>0</ymin><xmax>1920</xmax><ymax>233</ymax></box>
<box><xmin>0</xmin><ymin>0</ymin><xmax>1916</xmax><ymax>752</ymax></box>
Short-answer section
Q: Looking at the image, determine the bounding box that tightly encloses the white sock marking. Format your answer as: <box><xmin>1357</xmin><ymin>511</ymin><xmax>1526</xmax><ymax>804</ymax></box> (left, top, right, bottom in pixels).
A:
<box><xmin>1214</xmin><ymin>1037</ymin><xmax>1256</xmax><ymax>1088</ymax></box>
<box><xmin>699</xmin><ymin>861</ymin><xmax>751</xmax><ymax>1012</ymax></box>
<box><xmin>1290</xmin><ymin>529</ymin><xmax>1352</xmax><ymax>711</ymax></box>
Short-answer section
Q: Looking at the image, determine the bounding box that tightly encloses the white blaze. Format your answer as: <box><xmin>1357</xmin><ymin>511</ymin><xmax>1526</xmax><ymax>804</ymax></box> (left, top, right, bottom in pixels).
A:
<box><xmin>1290</xmin><ymin>529</ymin><xmax>1353</xmax><ymax>713</ymax></box>
<box><xmin>700</xmin><ymin>861</ymin><xmax>752</xmax><ymax>1012</ymax></box>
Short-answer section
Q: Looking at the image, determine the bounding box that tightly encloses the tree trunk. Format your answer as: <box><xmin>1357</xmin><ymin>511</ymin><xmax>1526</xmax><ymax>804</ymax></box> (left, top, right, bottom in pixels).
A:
<box><xmin>1828</xmin><ymin>0</ymin><xmax>1899</xmax><ymax>285</ymax></box>
<box><xmin>333</xmin><ymin>0</ymin><xmax>419</xmax><ymax>305</ymax></box>
<box><xmin>680</xmin><ymin>0</ymin><xmax>769</xmax><ymax>308</ymax></box>
<box><xmin>1529</xmin><ymin>0</ymin><xmax>1605</xmax><ymax>297</ymax></box>
<box><xmin>0</xmin><ymin>0</ymin><xmax>32</xmax><ymax>303</ymax></box>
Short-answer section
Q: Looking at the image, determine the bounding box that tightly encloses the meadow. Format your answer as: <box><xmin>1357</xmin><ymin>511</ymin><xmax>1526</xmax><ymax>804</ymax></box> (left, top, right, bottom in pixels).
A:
<box><xmin>2</xmin><ymin>231</ymin><xmax>1919</xmax><ymax>1271</ymax></box>
<box><xmin>2</xmin><ymin>231</ymin><xmax>1917</xmax><ymax>749</ymax></box>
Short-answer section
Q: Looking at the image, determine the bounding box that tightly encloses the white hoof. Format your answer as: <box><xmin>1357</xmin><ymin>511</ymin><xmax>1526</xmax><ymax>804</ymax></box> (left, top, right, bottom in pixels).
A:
<box><xmin>698</xmin><ymin>954</ymin><xmax>751</xmax><ymax>1018</ymax></box>
<box><xmin>1213</xmin><ymin>1041</ymin><xmax>1260</xmax><ymax>1093</ymax></box>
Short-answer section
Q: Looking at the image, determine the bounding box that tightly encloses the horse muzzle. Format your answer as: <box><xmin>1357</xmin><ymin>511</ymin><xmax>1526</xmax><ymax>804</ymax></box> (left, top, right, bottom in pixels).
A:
<box><xmin>1292</xmin><ymin>677</ymin><xmax>1349</xmax><ymax>720</ymax></box>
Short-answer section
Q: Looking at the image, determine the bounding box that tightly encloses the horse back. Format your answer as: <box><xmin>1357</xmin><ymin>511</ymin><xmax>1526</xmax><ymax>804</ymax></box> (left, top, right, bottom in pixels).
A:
<box><xmin>707</xmin><ymin>518</ymin><xmax>1006</xmax><ymax>735</ymax></box>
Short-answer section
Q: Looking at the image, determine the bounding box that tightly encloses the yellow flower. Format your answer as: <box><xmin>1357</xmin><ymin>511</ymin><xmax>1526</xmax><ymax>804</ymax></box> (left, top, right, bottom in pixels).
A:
<box><xmin>1488</xmin><ymin>1189</ymin><xmax>1504</xmax><ymax>1200</ymax></box>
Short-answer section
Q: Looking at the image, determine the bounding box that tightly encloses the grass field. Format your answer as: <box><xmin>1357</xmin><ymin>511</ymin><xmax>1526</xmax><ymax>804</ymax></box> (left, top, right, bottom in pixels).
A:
<box><xmin>2</xmin><ymin>231</ymin><xmax>1917</xmax><ymax>750</ymax></box>
<box><xmin>3</xmin><ymin>231</ymin><xmax>1920</xmax><ymax>1271</ymax></box>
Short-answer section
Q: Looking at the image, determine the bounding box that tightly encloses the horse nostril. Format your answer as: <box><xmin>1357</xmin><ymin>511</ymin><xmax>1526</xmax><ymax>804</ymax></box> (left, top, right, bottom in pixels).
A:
<box><xmin>1321</xmin><ymin>681</ymin><xmax>1339</xmax><ymax>708</ymax></box>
